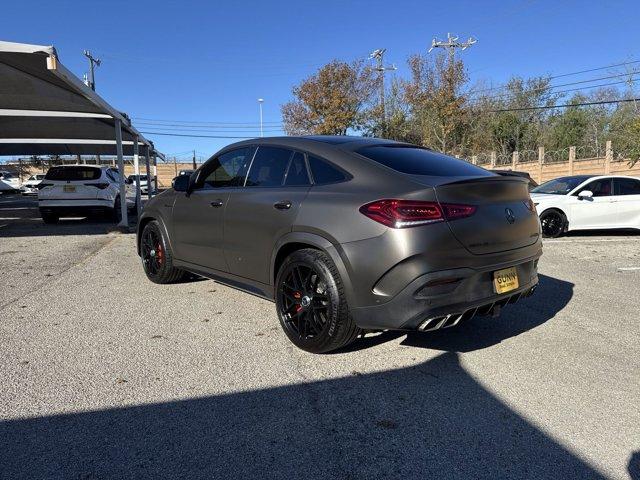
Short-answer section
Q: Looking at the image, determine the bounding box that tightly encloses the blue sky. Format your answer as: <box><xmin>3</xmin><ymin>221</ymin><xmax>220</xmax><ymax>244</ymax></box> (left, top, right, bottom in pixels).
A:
<box><xmin>3</xmin><ymin>0</ymin><xmax>639</xmax><ymax>161</ymax></box>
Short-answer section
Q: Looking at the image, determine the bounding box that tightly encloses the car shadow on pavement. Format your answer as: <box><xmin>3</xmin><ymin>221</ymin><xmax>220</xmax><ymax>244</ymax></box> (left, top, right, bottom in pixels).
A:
<box><xmin>0</xmin><ymin>351</ymin><xmax>604</xmax><ymax>479</ymax></box>
<box><xmin>346</xmin><ymin>274</ymin><xmax>573</xmax><ymax>353</ymax></box>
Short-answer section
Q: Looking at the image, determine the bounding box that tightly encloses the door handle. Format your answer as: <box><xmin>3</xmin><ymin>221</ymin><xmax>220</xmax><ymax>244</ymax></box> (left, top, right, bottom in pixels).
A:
<box><xmin>210</xmin><ymin>199</ymin><xmax>224</xmax><ymax>207</ymax></box>
<box><xmin>274</xmin><ymin>200</ymin><xmax>292</xmax><ymax>210</ymax></box>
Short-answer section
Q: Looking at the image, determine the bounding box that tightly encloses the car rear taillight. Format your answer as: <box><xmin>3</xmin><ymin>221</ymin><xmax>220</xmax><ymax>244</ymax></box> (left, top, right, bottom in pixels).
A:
<box><xmin>359</xmin><ymin>199</ymin><xmax>476</xmax><ymax>228</ymax></box>
<box><xmin>85</xmin><ymin>183</ymin><xmax>110</xmax><ymax>189</ymax></box>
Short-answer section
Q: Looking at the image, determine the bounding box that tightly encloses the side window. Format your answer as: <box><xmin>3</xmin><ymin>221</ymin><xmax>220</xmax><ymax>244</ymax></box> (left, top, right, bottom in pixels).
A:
<box><xmin>284</xmin><ymin>152</ymin><xmax>311</xmax><ymax>186</ymax></box>
<box><xmin>245</xmin><ymin>146</ymin><xmax>292</xmax><ymax>187</ymax></box>
<box><xmin>199</xmin><ymin>147</ymin><xmax>254</xmax><ymax>189</ymax></box>
<box><xmin>614</xmin><ymin>178</ymin><xmax>640</xmax><ymax>195</ymax></box>
<box><xmin>308</xmin><ymin>156</ymin><xmax>346</xmax><ymax>184</ymax></box>
<box><xmin>580</xmin><ymin>179</ymin><xmax>612</xmax><ymax>197</ymax></box>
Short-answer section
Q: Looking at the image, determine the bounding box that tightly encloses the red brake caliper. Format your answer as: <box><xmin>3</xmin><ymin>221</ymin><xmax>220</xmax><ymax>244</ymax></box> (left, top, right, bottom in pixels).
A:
<box><xmin>293</xmin><ymin>291</ymin><xmax>302</xmax><ymax>313</ymax></box>
<box><xmin>156</xmin><ymin>243</ymin><xmax>164</xmax><ymax>265</ymax></box>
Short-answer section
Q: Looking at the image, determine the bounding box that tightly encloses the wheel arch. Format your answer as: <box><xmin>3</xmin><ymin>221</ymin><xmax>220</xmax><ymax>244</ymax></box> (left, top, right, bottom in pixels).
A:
<box><xmin>137</xmin><ymin>215</ymin><xmax>173</xmax><ymax>256</ymax></box>
<box><xmin>270</xmin><ymin>231</ymin><xmax>355</xmax><ymax>305</ymax></box>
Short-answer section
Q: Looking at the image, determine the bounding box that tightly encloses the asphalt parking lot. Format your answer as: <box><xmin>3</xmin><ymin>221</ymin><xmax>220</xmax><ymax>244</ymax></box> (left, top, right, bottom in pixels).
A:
<box><xmin>1</xmin><ymin>193</ymin><xmax>639</xmax><ymax>480</ymax></box>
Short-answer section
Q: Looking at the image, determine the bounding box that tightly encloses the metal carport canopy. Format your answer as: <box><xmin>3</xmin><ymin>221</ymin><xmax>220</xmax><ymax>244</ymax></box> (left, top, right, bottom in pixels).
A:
<box><xmin>0</xmin><ymin>40</ymin><xmax>164</xmax><ymax>225</ymax></box>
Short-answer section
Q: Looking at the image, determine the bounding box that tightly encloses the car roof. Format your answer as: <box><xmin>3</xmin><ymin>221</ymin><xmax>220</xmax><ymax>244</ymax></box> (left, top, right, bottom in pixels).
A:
<box><xmin>217</xmin><ymin>135</ymin><xmax>409</xmax><ymax>156</ymax></box>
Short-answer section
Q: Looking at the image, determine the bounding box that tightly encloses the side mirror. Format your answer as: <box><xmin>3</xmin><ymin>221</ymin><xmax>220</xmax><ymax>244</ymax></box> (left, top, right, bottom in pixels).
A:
<box><xmin>172</xmin><ymin>174</ymin><xmax>190</xmax><ymax>192</ymax></box>
<box><xmin>578</xmin><ymin>190</ymin><xmax>593</xmax><ymax>200</ymax></box>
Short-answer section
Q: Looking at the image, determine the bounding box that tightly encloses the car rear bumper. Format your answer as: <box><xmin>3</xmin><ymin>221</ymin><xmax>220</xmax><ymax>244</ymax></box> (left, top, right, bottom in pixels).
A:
<box><xmin>349</xmin><ymin>254</ymin><xmax>540</xmax><ymax>330</ymax></box>
<box><xmin>39</xmin><ymin>198</ymin><xmax>113</xmax><ymax>208</ymax></box>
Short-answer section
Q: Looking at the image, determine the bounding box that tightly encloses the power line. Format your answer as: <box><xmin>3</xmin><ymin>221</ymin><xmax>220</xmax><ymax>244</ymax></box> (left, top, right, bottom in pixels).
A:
<box><xmin>132</xmin><ymin>117</ymin><xmax>282</xmax><ymax>126</ymax></box>
<box><xmin>135</xmin><ymin>126</ymin><xmax>284</xmax><ymax>133</ymax></box>
<box><xmin>488</xmin><ymin>97</ymin><xmax>640</xmax><ymax>112</ymax></box>
<box><xmin>133</xmin><ymin>123</ymin><xmax>283</xmax><ymax>131</ymax></box>
<box><xmin>470</xmin><ymin>70</ymin><xmax>640</xmax><ymax>103</ymax></box>
<box><xmin>468</xmin><ymin>59</ymin><xmax>640</xmax><ymax>97</ymax></box>
<box><xmin>140</xmin><ymin>131</ymin><xmax>266</xmax><ymax>139</ymax></box>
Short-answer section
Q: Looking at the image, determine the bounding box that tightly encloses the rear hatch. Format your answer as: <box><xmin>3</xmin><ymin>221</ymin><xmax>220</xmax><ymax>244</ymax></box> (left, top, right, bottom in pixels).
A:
<box><xmin>40</xmin><ymin>166</ymin><xmax>103</xmax><ymax>200</ymax></box>
<box><xmin>429</xmin><ymin>175</ymin><xmax>540</xmax><ymax>254</ymax></box>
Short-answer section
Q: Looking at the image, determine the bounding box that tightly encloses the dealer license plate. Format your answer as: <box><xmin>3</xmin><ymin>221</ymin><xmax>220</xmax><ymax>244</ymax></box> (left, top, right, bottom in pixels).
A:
<box><xmin>493</xmin><ymin>267</ymin><xmax>519</xmax><ymax>294</ymax></box>
<box><xmin>63</xmin><ymin>185</ymin><xmax>76</xmax><ymax>193</ymax></box>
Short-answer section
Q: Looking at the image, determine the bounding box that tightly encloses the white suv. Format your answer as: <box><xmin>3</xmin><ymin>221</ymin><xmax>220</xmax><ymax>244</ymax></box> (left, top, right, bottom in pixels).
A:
<box><xmin>38</xmin><ymin>165</ymin><xmax>129</xmax><ymax>224</ymax></box>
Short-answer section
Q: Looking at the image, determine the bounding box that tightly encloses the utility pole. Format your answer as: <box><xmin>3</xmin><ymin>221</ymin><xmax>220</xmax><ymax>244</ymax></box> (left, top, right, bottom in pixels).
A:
<box><xmin>192</xmin><ymin>150</ymin><xmax>197</xmax><ymax>170</ymax></box>
<box><xmin>257</xmin><ymin>98</ymin><xmax>264</xmax><ymax>137</ymax></box>
<box><xmin>82</xmin><ymin>50</ymin><xmax>101</xmax><ymax>91</ymax></box>
<box><xmin>428</xmin><ymin>33</ymin><xmax>477</xmax><ymax>63</ymax></box>
<box><xmin>369</xmin><ymin>49</ymin><xmax>396</xmax><ymax>138</ymax></box>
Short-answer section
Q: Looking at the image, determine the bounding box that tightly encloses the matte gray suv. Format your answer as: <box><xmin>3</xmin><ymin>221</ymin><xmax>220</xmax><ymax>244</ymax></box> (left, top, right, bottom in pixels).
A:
<box><xmin>138</xmin><ymin>136</ymin><xmax>542</xmax><ymax>353</ymax></box>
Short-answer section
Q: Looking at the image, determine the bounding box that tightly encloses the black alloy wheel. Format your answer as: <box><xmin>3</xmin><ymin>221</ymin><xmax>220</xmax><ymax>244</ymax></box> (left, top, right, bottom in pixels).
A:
<box><xmin>141</xmin><ymin>226</ymin><xmax>164</xmax><ymax>276</ymax></box>
<box><xmin>278</xmin><ymin>263</ymin><xmax>330</xmax><ymax>340</ymax></box>
<box><xmin>540</xmin><ymin>210</ymin><xmax>566</xmax><ymax>238</ymax></box>
<box><xmin>275</xmin><ymin>248</ymin><xmax>360</xmax><ymax>353</ymax></box>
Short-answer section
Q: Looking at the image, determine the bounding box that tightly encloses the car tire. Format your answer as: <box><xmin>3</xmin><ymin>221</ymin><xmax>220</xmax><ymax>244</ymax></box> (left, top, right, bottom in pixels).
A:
<box><xmin>540</xmin><ymin>209</ymin><xmax>567</xmax><ymax>238</ymax></box>
<box><xmin>140</xmin><ymin>220</ymin><xmax>185</xmax><ymax>284</ymax></box>
<box><xmin>275</xmin><ymin>248</ymin><xmax>360</xmax><ymax>353</ymax></box>
<box><xmin>40</xmin><ymin>210</ymin><xmax>59</xmax><ymax>224</ymax></box>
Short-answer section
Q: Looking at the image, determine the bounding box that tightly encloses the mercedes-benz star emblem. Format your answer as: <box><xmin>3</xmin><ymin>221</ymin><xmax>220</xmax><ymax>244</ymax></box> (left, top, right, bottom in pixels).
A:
<box><xmin>505</xmin><ymin>208</ymin><xmax>516</xmax><ymax>224</ymax></box>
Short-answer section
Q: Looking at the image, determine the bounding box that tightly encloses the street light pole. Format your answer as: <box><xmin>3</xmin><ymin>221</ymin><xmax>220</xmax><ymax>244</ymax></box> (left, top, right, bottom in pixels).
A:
<box><xmin>257</xmin><ymin>98</ymin><xmax>264</xmax><ymax>137</ymax></box>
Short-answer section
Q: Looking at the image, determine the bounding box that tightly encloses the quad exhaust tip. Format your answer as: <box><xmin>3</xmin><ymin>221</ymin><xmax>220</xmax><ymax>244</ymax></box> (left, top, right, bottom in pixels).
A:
<box><xmin>418</xmin><ymin>286</ymin><xmax>536</xmax><ymax>332</ymax></box>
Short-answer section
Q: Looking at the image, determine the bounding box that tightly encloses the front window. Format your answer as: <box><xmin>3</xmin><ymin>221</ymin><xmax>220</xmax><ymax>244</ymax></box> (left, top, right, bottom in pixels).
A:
<box><xmin>579</xmin><ymin>179</ymin><xmax>612</xmax><ymax>197</ymax></box>
<box><xmin>531</xmin><ymin>176</ymin><xmax>591</xmax><ymax>195</ymax></box>
<box><xmin>199</xmin><ymin>147</ymin><xmax>254</xmax><ymax>189</ymax></box>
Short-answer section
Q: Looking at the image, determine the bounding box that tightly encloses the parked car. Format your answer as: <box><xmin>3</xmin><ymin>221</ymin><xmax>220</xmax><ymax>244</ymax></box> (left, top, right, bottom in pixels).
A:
<box><xmin>126</xmin><ymin>174</ymin><xmax>151</xmax><ymax>194</ymax></box>
<box><xmin>138</xmin><ymin>136</ymin><xmax>542</xmax><ymax>353</ymax></box>
<box><xmin>38</xmin><ymin>165</ymin><xmax>131</xmax><ymax>224</ymax></box>
<box><xmin>531</xmin><ymin>175</ymin><xmax>640</xmax><ymax>237</ymax></box>
<box><xmin>21</xmin><ymin>173</ymin><xmax>46</xmax><ymax>195</ymax></box>
<box><xmin>178</xmin><ymin>169</ymin><xmax>195</xmax><ymax>176</ymax></box>
<box><xmin>0</xmin><ymin>170</ymin><xmax>21</xmax><ymax>193</ymax></box>
<box><xmin>491</xmin><ymin>170</ymin><xmax>538</xmax><ymax>189</ymax></box>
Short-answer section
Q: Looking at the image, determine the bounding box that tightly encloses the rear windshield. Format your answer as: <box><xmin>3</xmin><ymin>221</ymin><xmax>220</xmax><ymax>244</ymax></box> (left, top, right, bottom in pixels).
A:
<box><xmin>45</xmin><ymin>166</ymin><xmax>101</xmax><ymax>181</ymax></box>
<box><xmin>357</xmin><ymin>146</ymin><xmax>493</xmax><ymax>177</ymax></box>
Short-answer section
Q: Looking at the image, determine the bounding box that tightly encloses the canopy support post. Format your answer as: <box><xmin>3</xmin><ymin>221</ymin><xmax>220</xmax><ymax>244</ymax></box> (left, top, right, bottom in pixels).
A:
<box><xmin>133</xmin><ymin>137</ymin><xmax>141</xmax><ymax>218</ymax></box>
<box><xmin>114</xmin><ymin>118</ymin><xmax>128</xmax><ymax>228</ymax></box>
<box><xmin>144</xmin><ymin>145</ymin><xmax>152</xmax><ymax>199</ymax></box>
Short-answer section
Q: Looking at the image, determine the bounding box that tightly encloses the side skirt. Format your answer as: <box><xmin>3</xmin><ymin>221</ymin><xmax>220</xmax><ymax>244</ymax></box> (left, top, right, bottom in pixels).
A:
<box><xmin>173</xmin><ymin>259</ymin><xmax>275</xmax><ymax>302</ymax></box>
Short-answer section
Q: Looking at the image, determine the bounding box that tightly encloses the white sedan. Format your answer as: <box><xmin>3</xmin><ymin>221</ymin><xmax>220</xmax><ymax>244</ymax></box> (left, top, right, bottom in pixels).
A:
<box><xmin>531</xmin><ymin>175</ymin><xmax>640</xmax><ymax>237</ymax></box>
